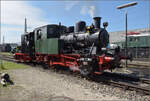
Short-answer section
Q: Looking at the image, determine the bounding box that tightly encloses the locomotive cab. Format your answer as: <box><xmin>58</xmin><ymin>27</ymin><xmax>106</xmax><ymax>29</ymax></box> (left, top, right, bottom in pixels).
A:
<box><xmin>21</xmin><ymin>32</ymin><xmax>35</xmax><ymax>59</ymax></box>
<box><xmin>34</xmin><ymin>25</ymin><xmax>65</xmax><ymax>55</ymax></box>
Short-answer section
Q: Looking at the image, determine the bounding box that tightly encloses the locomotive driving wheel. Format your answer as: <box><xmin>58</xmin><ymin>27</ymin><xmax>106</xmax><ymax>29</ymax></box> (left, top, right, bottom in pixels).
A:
<box><xmin>79</xmin><ymin>65</ymin><xmax>93</xmax><ymax>77</ymax></box>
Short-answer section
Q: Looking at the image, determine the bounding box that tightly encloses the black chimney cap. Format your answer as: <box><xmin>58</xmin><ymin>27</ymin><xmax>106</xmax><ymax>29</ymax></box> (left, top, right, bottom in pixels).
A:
<box><xmin>93</xmin><ymin>17</ymin><xmax>102</xmax><ymax>29</ymax></box>
<box><xmin>93</xmin><ymin>17</ymin><xmax>102</xmax><ymax>20</ymax></box>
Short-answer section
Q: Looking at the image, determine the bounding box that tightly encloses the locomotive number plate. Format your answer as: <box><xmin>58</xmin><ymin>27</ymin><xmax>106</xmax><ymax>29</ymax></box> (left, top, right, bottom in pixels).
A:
<box><xmin>83</xmin><ymin>62</ymin><xmax>88</xmax><ymax>65</ymax></box>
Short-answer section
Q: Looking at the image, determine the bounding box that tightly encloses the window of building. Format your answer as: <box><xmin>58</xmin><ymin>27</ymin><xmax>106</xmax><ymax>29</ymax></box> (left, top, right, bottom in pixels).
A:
<box><xmin>129</xmin><ymin>38</ymin><xmax>133</xmax><ymax>41</ymax></box>
<box><xmin>135</xmin><ymin>37</ymin><xmax>139</xmax><ymax>42</ymax></box>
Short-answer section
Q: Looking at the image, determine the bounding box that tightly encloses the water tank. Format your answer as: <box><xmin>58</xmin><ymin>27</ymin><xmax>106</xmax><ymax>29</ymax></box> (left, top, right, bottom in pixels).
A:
<box><xmin>76</xmin><ymin>21</ymin><xmax>86</xmax><ymax>32</ymax></box>
<box><xmin>60</xmin><ymin>25</ymin><xmax>67</xmax><ymax>34</ymax></box>
<box><xmin>67</xmin><ymin>26</ymin><xmax>74</xmax><ymax>33</ymax></box>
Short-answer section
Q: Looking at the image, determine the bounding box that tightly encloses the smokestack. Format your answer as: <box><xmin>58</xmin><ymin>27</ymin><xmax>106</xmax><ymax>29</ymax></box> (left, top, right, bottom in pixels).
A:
<box><xmin>24</xmin><ymin>18</ymin><xmax>27</xmax><ymax>33</ymax></box>
<box><xmin>93</xmin><ymin>17</ymin><xmax>101</xmax><ymax>29</ymax></box>
<box><xmin>3</xmin><ymin>36</ymin><xmax>4</xmax><ymax>44</ymax></box>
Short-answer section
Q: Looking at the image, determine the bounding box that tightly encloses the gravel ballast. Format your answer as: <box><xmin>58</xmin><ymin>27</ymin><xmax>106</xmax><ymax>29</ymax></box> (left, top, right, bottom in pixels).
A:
<box><xmin>0</xmin><ymin>67</ymin><xmax>149</xmax><ymax>101</ymax></box>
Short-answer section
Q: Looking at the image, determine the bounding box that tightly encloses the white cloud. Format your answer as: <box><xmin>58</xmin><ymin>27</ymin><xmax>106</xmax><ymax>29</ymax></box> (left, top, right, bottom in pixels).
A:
<box><xmin>1</xmin><ymin>27</ymin><xmax>23</xmax><ymax>33</ymax></box>
<box><xmin>1</xmin><ymin>1</ymin><xmax>49</xmax><ymax>43</ymax></box>
<box><xmin>1</xmin><ymin>1</ymin><xmax>48</xmax><ymax>27</ymax></box>
<box><xmin>65</xmin><ymin>1</ymin><xmax>79</xmax><ymax>11</ymax></box>
<box><xmin>1</xmin><ymin>26</ymin><xmax>23</xmax><ymax>43</ymax></box>
<box><xmin>1</xmin><ymin>1</ymin><xmax>49</xmax><ymax>27</ymax></box>
<box><xmin>80</xmin><ymin>6</ymin><xmax>88</xmax><ymax>15</ymax></box>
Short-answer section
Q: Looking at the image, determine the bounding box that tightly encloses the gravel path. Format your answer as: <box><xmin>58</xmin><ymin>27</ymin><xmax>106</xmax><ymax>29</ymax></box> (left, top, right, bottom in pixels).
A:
<box><xmin>0</xmin><ymin>66</ymin><xmax>150</xmax><ymax>101</ymax></box>
<box><xmin>0</xmin><ymin>67</ymin><xmax>120</xmax><ymax>101</ymax></box>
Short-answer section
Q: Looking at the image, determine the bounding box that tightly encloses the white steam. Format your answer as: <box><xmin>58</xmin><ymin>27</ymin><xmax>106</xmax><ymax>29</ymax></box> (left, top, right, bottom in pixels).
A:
<box><xmin>80</xmin><ymin>5</ymin><xmax>100</xmax><ymax>18</ymax></box>
<box><xmin>65</xmin><ymin>1</ymin><xmax>100</xmax><ymax>18</ymax></box>
<box><xmin>88</xmin><ymin>5</ymin><xmax>96</xmax><ymax>18</ymax></box>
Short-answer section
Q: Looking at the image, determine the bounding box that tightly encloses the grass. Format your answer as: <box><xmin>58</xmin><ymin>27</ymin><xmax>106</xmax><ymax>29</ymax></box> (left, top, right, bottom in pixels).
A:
<box><xmin>0</xmin><ymin>52</ymin><xmax>13</xmax><ymax>56</ymax></box>
<box><xmin>0</xmin><ymin>60</ymin><xmax>29</xmax><ymax>87</ymax></box>
<box><xmin>0</xmin><ymin>60</ymin><xmax>29</xmax><ymax>71</ymax></box>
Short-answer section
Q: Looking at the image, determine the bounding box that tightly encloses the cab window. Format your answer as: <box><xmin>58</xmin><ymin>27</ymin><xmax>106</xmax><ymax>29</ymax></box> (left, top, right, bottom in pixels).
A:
<box><xmin>47</xmin><ymin>26</ymin><xmax>60</xmax><ymax>38</ymax></box>
<box><xmin>37</xmin><ymin>29</ymin><xmax>42</xmax><ymax>40</ymax></box>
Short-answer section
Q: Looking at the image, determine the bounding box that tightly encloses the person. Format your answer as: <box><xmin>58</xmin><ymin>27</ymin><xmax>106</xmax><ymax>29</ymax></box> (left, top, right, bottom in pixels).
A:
<box><xmin>1</xmin><ymin>77</ymin><xmax>6</xmax><ymax>86</ymax></box>
<box><xmin>0</xmin><ymin>72</ymin><xmax>13</xmax><ymax>86</ymax></box>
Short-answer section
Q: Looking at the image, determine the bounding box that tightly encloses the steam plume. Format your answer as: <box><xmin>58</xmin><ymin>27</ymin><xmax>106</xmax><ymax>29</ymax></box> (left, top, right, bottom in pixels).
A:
<box><xmin>88</xmin><ymin>5</ymin><xmax>96</xmax><ymax>18</ymax></box>
<box><xmin>80</xmin><ymin>5</ymin><xmax>100</xmax><ymax>18</ymax></box>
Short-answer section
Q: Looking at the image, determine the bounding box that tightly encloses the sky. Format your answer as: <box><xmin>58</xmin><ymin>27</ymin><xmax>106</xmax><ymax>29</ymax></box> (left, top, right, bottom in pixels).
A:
<box><xmin>0</xmin><ymin>0</ymin><xmax>150</xmax><ymax>43</ymax></box>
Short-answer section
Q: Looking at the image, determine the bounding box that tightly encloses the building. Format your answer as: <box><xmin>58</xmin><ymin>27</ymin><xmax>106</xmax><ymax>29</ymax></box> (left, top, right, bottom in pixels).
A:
<box><xmin>0</xmin><ymin>43</ymin><xmax>19</xmax><ymax>52</ymax></box>
<box><xmin>109</xmin><ymin>28</ymin><xmax>150</xmax><ymax>43</ymax></box>
<box><xmin>109</xmin><ymin>28</ymin><xmax>150</xmax><ymax>58</ymax></box>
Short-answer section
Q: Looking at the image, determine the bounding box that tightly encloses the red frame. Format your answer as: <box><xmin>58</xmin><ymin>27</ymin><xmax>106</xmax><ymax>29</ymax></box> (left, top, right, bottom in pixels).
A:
<box><xmin>15</xmin><ymin>53</ymin><xmax>118</xmax><ymax>74</ymax></box>
<box><xmin>15</xmin><ymin>53</ymin><xmax>32</xmax><ymax>62</ymax></box>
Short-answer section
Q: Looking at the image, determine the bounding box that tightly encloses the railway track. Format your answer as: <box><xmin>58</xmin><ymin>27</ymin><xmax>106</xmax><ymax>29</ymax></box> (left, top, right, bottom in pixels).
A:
<box><xmin>128</xmin><ymin>64</ymin><xmax>150</xmax><ymax>67</ymax></box>
<box><xmin>0</xmin><ymin>54</ymin><xmax>150</xmax><ymax>95</ymax></box>
<box><xmin>125</xmin><ymin>61</ymin><xmax>150</xmax><ymax>67</ymax></box>
<box><xmin>92</xmin><ymin>73</ymin><xmax>150</xmax><ymax>95</ymax></box>
<box><xmin>0</xmin><ymin>54</ymin><xmax>16</xmax><ymax>62</ymax></box>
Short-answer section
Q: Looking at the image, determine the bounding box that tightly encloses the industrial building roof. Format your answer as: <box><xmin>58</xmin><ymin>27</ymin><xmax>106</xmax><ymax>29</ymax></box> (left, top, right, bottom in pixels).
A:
<box><xmin>109</xmin><ymin>28</ymin><xmax>150</xmax><ymax>43</ymax></box>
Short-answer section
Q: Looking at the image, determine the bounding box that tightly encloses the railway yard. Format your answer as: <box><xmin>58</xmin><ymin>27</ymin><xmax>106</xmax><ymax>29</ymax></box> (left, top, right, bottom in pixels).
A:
<box><xmin>0</xmin><ymin>53</ymin><xmax>150</xmax><ymax>101</ymax></box>
<box><xmin>1</xmin><ymin>1</ymin><xmax>150</xmax><ymax>101</ymax></box>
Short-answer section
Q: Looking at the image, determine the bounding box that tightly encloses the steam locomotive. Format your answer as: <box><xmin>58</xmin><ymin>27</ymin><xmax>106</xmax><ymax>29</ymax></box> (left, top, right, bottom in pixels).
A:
<box><xmin>15</xmin><ymin>17</ymin><xmax>130</xmax><ymax>76</ymax></box>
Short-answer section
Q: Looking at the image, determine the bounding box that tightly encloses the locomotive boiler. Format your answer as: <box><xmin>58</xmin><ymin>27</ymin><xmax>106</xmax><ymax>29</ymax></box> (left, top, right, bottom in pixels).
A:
<box><xmin>60</xmin><ymin>17</ymin><xmax>109</xmax><ymax>54</ymax></box>
<box><xmin>15</xmin><ymin>16</ymin><xmax>130</xmax><ymax>76</ymax></box>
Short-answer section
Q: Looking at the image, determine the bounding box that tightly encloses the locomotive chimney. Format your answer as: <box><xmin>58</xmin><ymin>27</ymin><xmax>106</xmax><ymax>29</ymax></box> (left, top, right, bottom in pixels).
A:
<box><xmin>93</xmin><ymin>17</ymin><xmax>101</xmax><ymax>29</ymax></box>
<box><xmin>24</xmin><ymin>18</ymin><xmax>27</xmax><ymax>33</ymax></box>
